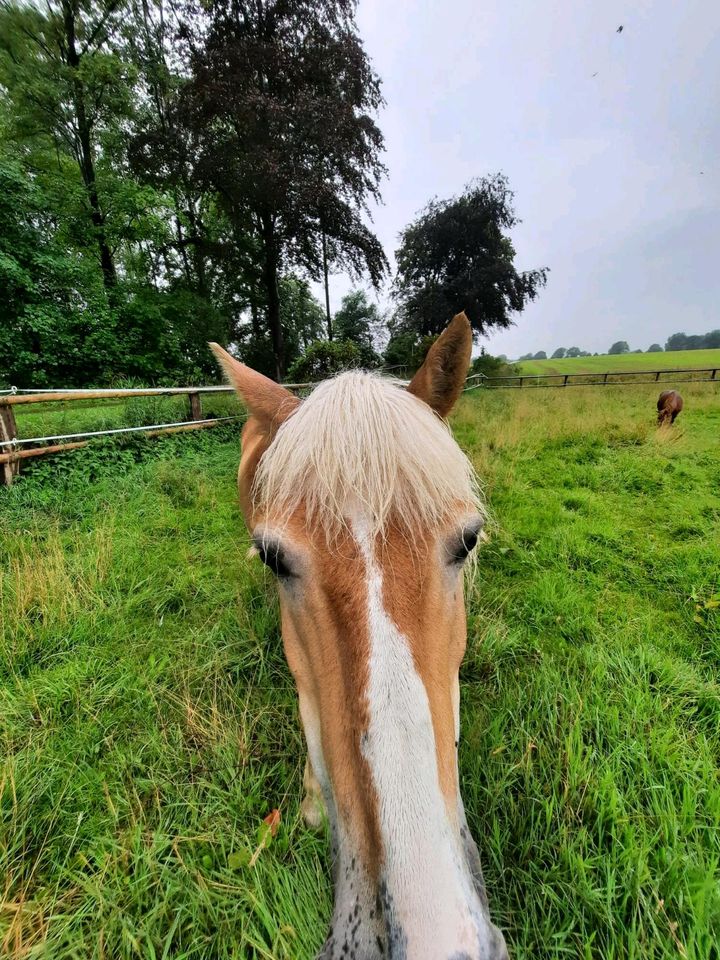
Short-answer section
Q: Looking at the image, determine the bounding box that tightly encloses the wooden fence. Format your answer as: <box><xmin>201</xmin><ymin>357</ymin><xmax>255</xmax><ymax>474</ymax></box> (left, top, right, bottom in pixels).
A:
<box><xmin>0</xmin><ymin>382</ymin><xmax>309</xmax><ymax>486</ymax></box>
<box><xmin>1</xmin><ymin>366</ymin><xmax>717</xmax><ymax>485</ymax></box>
<box><xmin>464</xmin><ymin>367</ymin><xmax>719</xmax><ymax>391</ymax></box>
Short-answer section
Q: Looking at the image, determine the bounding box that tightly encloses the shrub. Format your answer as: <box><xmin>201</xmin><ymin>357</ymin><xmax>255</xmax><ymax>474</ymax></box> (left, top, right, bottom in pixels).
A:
<box><xmin>286</xmin><ymin>339</ymin><xmax>379</xmax><ymax>382</ymax></box>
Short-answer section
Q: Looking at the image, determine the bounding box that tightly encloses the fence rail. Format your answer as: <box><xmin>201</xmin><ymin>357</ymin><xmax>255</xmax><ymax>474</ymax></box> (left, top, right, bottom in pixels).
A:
<box><xmin>466</xmin><ymin>367</ymin><xmax>719</xmax><ymax>390</ymax></box>
<box><xmin>1</xmin><ymin>366</ymin><xmax>718</xmax><ymax>485</ymax></box>
<box><xmin>0</xmin><ymin>381</ymin><xmax>312</xmax><ymax>486</ymax></box>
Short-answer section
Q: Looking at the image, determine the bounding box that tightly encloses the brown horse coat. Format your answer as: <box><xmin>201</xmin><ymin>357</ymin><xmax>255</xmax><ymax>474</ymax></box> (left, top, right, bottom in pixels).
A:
<box><xmin>657</xmin><ymin>390</ymin><xmax>683</xmax><ymax>425</ymax></box>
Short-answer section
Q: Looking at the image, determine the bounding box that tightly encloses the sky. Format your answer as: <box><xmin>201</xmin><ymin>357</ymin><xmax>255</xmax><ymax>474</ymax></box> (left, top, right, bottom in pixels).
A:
<box><xmin>320</xmin><ymin>0</ymin><xmax>720</xmax><ymax>359</ymax></box>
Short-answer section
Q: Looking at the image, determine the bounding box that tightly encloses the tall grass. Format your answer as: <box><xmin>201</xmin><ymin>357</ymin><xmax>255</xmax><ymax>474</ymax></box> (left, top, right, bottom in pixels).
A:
<box><xmin>1</xmin><ymin>384</ymin><xmax>719</xmax><ymax>958</ymax></box>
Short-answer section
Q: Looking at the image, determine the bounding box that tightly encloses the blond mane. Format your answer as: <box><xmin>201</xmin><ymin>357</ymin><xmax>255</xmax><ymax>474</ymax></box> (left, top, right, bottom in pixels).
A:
<box><xmin>253</xmin><ymin>371</ymin><xmax>481</xmax><ymax>539</ymax></box>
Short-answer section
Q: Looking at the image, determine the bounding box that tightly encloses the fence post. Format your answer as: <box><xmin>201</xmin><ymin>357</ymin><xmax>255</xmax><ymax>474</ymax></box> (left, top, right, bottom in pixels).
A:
<box><xmin>712</xmin><ymin>369</ymin><xmax>717</xmax><ymax>381</ymax></box>
<box><xmin>655</xmin><ymin>371</ymin><xmax>661</xmax><ymax>381</ymax></box>
<box><xmin>603</xmin><ymin>373</ymin><xmax>609</xmax><ymax>384</ymax></box>
<box><xmin>0</xmin><ymin>404</ymin><xmax>19</xmax><ymax>486</ymax></box>
<box><xmin>563</xmin><ymin>374</ymin><xmax>569</xmax><ymax>386</ymax></box>
<box><xmin>188</xmin><ymin>392</ymin><xmax>202</xmax><ymax>421</ymax></box>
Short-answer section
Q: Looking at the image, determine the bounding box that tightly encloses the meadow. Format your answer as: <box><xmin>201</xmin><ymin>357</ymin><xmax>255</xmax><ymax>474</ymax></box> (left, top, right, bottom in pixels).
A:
<box><xmin>516</xmin><ymin>349</ymin><xmax>720</xmax><ymax>377</ymax></box>
<box><xmin>1</xmin><ymin>383</ymin><xmax>719</xmax><ymax>959</ymax></box>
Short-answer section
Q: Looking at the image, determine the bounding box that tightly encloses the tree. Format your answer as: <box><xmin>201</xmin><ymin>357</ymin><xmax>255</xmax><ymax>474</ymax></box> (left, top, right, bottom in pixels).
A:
<box><xmin>393</xmin><ymin>175</ymin><xmax>548</xmax><ymax>339</ymax></box>
<box><xmin>518</xmin><ymin>352</ymin><xmax>533</xmax><ymax>361</ymax></box>
<box><xmin>705</xmin><ymin>330</ymin><xmax>720</xmax><ymax>348</ymax></box>
<box><xmin>234</xmin><ymin>275</ymin><xmax>326</xmax><ymax>377</ymax></box>
<box><xmin>0</xmin><ymin>0</ymin><xmax>138</xmax><ymax>290</ymax></box>
<box><xmin>470</xmin><ymin>348</ymin><xmax>508</xmax><ymax>378</ymax></box>
<box><xmin>179</xmin><ymin>0</ymin><xmax>388</xmax><ymax>378</ymax></box>
<box><xmin>533</xmin><ymin>351</ymin><xmax>547</xmax><ymax>360</ymax></box>
<box><xmin>551</xmin><ymin>347</ymin><xmax>566</xmax><ymax>359</ymax></box>
<box><xmin>333</xmin><ymin>290</ymin><xmax>384</xmax><ymax>349</ymax></box>
<box><xmin>647</xmin><ymin>343</ymin><xmax>663</xmax><ymax>352</ymax></box>
<box><xmin>608</xmin><ymin>341</ymin><xmax>629</xmax><ymax>355</ymax></box>
<box><xmin>566</xmin><ymin>346</ymin><xmax>581</xmax><ymax>358</ymax></box>
<box><xmin>383</xmin><ymin>331</ymin><xmax>437</xmax><ymax>372</ymax></box>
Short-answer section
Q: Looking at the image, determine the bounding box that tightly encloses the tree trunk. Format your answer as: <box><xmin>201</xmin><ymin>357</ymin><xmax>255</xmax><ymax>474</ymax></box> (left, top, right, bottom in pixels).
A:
<box><xmin>261</xmin><ymin>215</ymin><xmax>284</xmax><ymax>380</ymax></box>
<box><xmin>63</xmin><ymin>0</ymin><xmax>117</xmax><ymax>290</ymax></box>
<box><xmin>322</xmin><ymin>230</ymin><xmax>332</xmax><ymax>340</ymax></box>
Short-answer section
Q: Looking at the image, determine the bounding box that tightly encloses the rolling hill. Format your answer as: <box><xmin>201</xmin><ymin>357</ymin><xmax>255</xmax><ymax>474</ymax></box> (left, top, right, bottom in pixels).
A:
<box><xmin>515</xmin><ymin>349</ymin><xmax>720</xmax><ymax>376</ymax></box>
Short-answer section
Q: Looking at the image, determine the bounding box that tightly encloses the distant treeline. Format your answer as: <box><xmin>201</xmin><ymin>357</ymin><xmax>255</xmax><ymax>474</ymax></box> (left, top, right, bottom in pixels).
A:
<box><xmin>518</xmin><ymin>329</ymin><xmax>720</xmax><ymax>362</ymax></box>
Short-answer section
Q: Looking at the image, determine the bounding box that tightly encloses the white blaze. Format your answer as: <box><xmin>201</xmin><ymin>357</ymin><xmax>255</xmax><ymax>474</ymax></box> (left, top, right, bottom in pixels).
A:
<box><xmin>354</xmin><ymin>518</ymin><xmax>496</xmax><ymax>959</ymax></box>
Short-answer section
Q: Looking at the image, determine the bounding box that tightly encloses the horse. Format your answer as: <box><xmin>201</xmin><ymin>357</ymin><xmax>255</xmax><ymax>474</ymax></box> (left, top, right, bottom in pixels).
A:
<box><xmin>657</xmin><ymin>389</ymin><xmax>683</xmax><ymax>426</ymax></box>
<box><xmin>210</xmin><ymin>313</ymin><xmax>509</xmax><ymax>960</ymax></box>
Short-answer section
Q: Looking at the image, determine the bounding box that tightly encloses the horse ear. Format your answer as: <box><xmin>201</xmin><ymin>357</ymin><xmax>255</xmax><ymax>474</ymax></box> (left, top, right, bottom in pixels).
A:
<box><xmin>209</xmin><ymin>343</ymin><xmax>300</xmax><ymax>429</ymax></box>
<box><xmin>407</xmin><ymin>312</ymin><xmax>473</xmax><ymax>417</ymax></box>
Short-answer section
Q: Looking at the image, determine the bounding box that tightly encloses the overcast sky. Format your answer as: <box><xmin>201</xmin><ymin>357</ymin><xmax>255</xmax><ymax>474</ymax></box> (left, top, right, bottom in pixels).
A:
<box><xmin>322</xmin><ymin>0</ymin><xmax>720</xmax><ymax>358</ymax></box>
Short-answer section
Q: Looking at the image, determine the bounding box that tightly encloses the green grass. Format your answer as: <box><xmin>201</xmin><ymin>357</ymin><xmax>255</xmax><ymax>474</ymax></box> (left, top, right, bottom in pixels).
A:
<box><xmin>1</xmin><ymin>384</ymin><xmax>719</xmax><ymax>958</ymax></box>
<box><xmin>517</xmin><ymin>349</ymin><xmax>720</xmax><ymax>377</ymax></box>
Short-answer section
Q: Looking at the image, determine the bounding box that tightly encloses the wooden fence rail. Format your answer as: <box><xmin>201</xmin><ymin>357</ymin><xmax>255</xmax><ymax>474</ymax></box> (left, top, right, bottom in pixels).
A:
<box><xmin>0</xmin><ymin>382</ymin><xmax>311</xmax><ymax>486</ymax></box>
<box><xmin>471</xmin><ymin>367</ymin><xmax>718</xmax><ymax>389</ymax></box>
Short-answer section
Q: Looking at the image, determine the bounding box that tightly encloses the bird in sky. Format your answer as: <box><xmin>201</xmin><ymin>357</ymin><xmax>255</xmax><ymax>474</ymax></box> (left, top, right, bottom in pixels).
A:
<box><xmin>617</xmin><ymin>25</ymin><xmax>624</xmax><ymax>33</ymax></box>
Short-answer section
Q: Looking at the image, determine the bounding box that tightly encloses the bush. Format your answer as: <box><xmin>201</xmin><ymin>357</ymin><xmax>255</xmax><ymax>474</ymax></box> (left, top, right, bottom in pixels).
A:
<box><xmin>383</xmin><ymin>331</ymin><xmax>437</xmax><ymax>372</ymax></box>
<box><xmin>470</xmin><ymin>349</ymin><xmax>512</xmax><ymax>378</ymax></box>
<box><xmin>286</xmin><ymin>339</ymin><xmax>379</xmax><ymax>382</ymax></box>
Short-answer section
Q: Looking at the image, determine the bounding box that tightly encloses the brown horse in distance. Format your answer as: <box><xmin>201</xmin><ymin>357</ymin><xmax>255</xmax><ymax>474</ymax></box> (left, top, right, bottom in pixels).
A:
<box><xmin>657</xmin><ymin>390</ymin><xmax>683</xmax><ymax>426</ymax></box>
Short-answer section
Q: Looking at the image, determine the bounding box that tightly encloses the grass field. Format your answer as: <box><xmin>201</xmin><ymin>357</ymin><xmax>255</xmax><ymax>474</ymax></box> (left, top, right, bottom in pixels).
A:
<box><xmin>516</xmin><ymin>349</ymin><xmax>720</xmax><ymax>377</ymax></box>
<box><xmin>1</xmin><ymin>383</ymin><xmax>719</xmax><ymax>959</ymax></box>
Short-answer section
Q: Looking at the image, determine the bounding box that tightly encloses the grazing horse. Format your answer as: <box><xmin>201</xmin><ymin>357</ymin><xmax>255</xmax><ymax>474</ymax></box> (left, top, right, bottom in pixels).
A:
<box><xmin>211</xmin><ymin>313</ymin><xmax>508</xmax><ymax>960</ymax></box>
<box><xmin>657</xmin><ymin>389</ymin><xmax>683</xmax><ymax>426</ymax></box>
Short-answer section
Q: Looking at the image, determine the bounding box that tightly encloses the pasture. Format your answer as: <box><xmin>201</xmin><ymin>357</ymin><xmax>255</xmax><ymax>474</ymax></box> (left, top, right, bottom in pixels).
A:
<box><xmin>1</xmin><ymin>383</ymin><xmax>719</xmax><ymax>959</ymax></box>
<box><xmin>516</xmin><ymin>349</ymin><xmax>720</xmax><ymax>377</ymax></box>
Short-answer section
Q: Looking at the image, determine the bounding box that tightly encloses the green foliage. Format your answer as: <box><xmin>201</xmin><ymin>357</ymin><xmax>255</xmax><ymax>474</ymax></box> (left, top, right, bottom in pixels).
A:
<box><xmin>470</xmin><ymin>349</ymin><xmax>511</xmax><ymax>378</ymax></box>
<box><xmin>608</xmin><ymin>340</ymin><xmax>630</xmax><ymax>355</ymax></box>
<box><xmin>383</xmin><ymin>331</ymin><xmax>437</xmax><ymax>372</ymax></box>
<box><xmin>333</xmin><ymin>289</ymin><xmax>383</xmax><ymax>348</ymax></box>
<box><xmin>393</xmin><ymin>175</ymin><xmax>548</xmax><ymax>338</ymax></box>
<box><xmin>666</xmin><ymin>329</ymin><xmax>720</xmax><ymax>350</ymax></box>
<box><xmin>532</xmin><ymin>350</ymin><xmax>547</xmax><ymax>360</ymax></box>
<box><xmin>178</xmin><ymin>0</ymin><xmax>389</xmax><ymax>375</ymax></box>
<box><xmin>286</xmin><ymin>339</ymin><xmax>378</xmax><ymax>382</ymax></box>
<box><xmin>551</xmin><ymin>348</ymin><xmax>566</xmax><ymax>359</ymax></box>
<box><xmin>647</xmin><ymin>343</ymin><xmax>664</xmax><ymax>352</ymax></box>
<box><xmin>0</xmin><ymin>0</ymin><xmax>391</xmax><ymax>386</ymax></box>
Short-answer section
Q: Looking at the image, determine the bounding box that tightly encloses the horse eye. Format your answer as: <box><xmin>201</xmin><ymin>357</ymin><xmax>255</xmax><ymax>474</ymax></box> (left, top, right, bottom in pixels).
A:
<box><xmin>449</xmin><ymin>527</ymin><xmax>480</xmax><ymax>565</ymax></box>
<box><xmin>256</xmin><ymin>541</ymin><xmax>294</xmax><ymax>579</ymax></box>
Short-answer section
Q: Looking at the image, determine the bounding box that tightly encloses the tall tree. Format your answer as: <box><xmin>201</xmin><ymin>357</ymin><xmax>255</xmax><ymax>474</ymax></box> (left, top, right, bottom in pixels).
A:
<box><xmin>393</xmin><ymin>175</ymin><xmax>548</xmax><ymax>339</ymax></box>
<box><xmin>0</xmin><ymin>0</ymin><xmax>135</xmax><ymax>290</ymax></box>
<box><xmin>179</xmin><ymin>0</ymin><xmax>389</xmax><ymax>379</ymax></box>
<box><xmin>608</xmin><ymin>341</ymin><xmax>629</xmax><ymax>355</ymax></box>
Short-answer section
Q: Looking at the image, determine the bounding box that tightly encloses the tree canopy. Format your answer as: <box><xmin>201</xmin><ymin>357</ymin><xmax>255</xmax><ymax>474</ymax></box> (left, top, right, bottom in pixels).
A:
<box><xmin>393</xmin><ymin>175</ymin><xmax>548</xmax><ymax>339</ymax></box>
<box><xmin>608</xmin><ymin>341</ymin><xmax>630</xmax><ymax>355</ymax></box>
<box><xmin>0</xmin><ymin>0</ymin><xmax>386</xmax><ymax>387</ymax></box>
<box><xmin>333</xmin><ymin>290</ymin><xmax>383</xmax><ymax>349</ymax></box>
<box><xmin>665</xmin><ymin>330</ymin><xmax>720</xmax><ymax>351</ymax></box>
<box><xmin>175</xmin><ymin>0</ymin><xmax>388</xmax><ymax>377</ymax></box>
